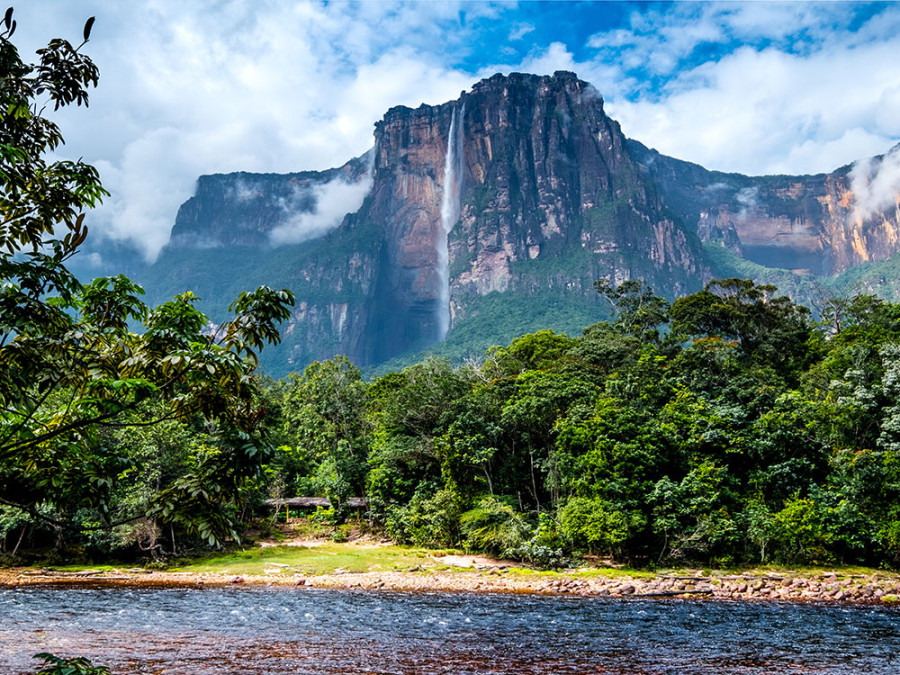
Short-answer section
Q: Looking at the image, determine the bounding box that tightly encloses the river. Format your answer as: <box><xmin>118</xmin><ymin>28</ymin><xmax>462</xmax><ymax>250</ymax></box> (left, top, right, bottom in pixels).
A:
<box><xmin>2</xmin><ymin>586</ymin><xmax>899</xmax><ymax>673</ymax></box>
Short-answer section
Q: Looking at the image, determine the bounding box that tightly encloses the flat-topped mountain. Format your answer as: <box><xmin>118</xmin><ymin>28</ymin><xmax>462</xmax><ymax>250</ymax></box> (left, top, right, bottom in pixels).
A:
<box><xmin>141</xmin><ymin>71</ymin><xmax>900</xmax><ymax>375</ymax></box>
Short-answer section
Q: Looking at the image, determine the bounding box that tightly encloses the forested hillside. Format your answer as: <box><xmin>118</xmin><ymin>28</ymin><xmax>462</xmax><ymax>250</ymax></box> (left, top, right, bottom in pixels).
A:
<box><xmin>8</xmin><ymin>275</ymin><xmax>900</xmax><ymax>570</ymax></box>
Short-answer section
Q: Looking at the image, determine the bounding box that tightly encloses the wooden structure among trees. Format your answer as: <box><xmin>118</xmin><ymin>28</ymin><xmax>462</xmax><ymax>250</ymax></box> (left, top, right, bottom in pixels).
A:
<box><xmin>265</xmin><ymin>498</ymin><xmax>368</xmax><ymax>522</ymax></box>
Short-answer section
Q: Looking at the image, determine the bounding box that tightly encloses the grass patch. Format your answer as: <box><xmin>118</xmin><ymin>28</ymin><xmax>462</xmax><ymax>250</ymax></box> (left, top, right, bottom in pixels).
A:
<box><xmin>40</xmin><ymin>564</ymin><xmax>121</xmax><ymax>573</ymax></box>
<box><xmin>172</xmin><ymin>544</ymin><xmax>438</xmax><ymax>576</ymax></box>
<box><xmin>656</xmin><ymin>564</ymin><xmax>900</xmax><ymax>579</ymax></box>
<box><xmin>504</xmin><ymin>566</ymin><xmax>655</xmax><ymax>579</ymax></box>
<box><xmin>729</xmin><ymin>564</ymin><xmax>896</xmax><ymax>578</ymax></box>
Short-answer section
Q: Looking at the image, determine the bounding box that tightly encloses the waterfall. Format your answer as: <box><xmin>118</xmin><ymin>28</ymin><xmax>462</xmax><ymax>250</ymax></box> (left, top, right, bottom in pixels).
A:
<box><xmin>437</xmin><ymin>104</ymin><xmax>464</xmax><ymax>340</ymax></box>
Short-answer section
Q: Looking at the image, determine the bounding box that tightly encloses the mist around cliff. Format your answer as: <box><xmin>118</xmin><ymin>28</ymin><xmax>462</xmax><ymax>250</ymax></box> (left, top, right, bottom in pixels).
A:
<box><xmin>851</xmin><ymin>145</ymin><xmax>900</xmax><ymax>224</ymax></box>
<box><xmin>269</xmin><ymin>172</ymin><xmax>374</xmax><ymax>246</ymax></box>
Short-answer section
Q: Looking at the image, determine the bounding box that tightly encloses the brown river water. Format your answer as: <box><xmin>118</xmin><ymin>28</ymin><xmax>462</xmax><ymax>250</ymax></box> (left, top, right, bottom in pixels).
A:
<box><xmin>2</xmin><ymin>585</ymin><xmax>899</xmax><ymax>673</ymax></box>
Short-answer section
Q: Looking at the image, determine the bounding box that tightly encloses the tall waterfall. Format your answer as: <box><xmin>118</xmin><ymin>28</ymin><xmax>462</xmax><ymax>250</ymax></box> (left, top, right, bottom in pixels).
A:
<box><xmin>437</xmin><ymin>104</ymin><xmax>464</xmax><ymax>340</ymax></box>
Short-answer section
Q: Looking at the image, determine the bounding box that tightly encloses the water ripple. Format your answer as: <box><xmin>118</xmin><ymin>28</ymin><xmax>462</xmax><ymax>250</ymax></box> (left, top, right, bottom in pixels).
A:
<box><xmin>0</xmin><ymin>587</ymin><xmax>898</xmax><ymax>673</ymax></box>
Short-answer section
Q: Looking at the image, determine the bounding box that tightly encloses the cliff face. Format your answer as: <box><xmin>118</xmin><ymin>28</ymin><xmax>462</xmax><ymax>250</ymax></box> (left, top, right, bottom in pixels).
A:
<box><xmin>147</xmin><ymin>72</ymin><xmax>900</xmax><ymax>375</ymax></box>
<box><xmin>170</xmin><ymin>157</ymin><xmax>371</xmax><ymax>249</ymax></box>
<box><xmin>628</xmin><ymin>140</ymin><xmax>900</xmax><ymax>276</ymax></box>
<box><xmin>450</xmin><ymin>74</ymin><xmax>703</xmax><ymax>320</ymax></box>
<box><xmin>351</xmin><ymin>71</ymin><xmax>706</xmax><ymax>363</ymax></box>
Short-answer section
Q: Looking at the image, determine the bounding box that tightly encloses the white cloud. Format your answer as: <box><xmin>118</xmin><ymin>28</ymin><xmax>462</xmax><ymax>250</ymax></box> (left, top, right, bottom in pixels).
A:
<box><xmin>269</xmin><ymin>173</ymin><xmax>374</xmax><ymax>246</ymax></box>
<box><xmin>499</xmin><ymin>41</ymin><xmax>579</xmax><ymax>79</ymax></box>
<box><xmin>11</xmin><ymin>0</ymin><xmax>900</xmax><ymax>263</ymax></box>
<box><xmin>585</xmin><ymin>5</ymin><xmax>900</xmax><ymax>175</ymax></box>
<box><xmin>508</xmin><ymin>22</ymin><xmax>535</xmax><ymax>41</ymax></box>
<box><xmin>12</xmin><ymin>1</ymin><xmax>486</xmax><ymax>261</ymax></box>
<box><xmin>851</xmin><ymin>146</ymin><xmax>900</xmax><ymax>224</ymax></box>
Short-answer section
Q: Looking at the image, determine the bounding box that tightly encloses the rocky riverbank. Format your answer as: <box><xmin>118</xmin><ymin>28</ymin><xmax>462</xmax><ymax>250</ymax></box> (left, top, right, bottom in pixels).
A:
<box><xmin>2</xmin><ymin>565</ymin><xmax>899</xmax><ymax>604</ymax></box>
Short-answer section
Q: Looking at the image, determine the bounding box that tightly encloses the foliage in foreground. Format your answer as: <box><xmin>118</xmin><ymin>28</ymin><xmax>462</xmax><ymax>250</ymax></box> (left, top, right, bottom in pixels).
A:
<box><xmin>32</xmin><ymin>653</ymin><xmax>110</xmax><ymax>675</ymax></box>
<box><xmin>0</xmin><ymin>10</ymin><xmax>292</xmax><ymax>558</ymax></box>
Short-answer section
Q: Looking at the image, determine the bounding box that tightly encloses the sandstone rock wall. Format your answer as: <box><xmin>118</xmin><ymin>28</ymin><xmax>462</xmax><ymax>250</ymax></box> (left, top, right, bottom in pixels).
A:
<box><xmin>149</xmin><ymin>73</ymin><xmax>900</xmax><ymax>374</ymax></box>
<box><xmin>630</xmin><ymin>140</ymin><xmax>900</xmax><ymax>276</ymax></box>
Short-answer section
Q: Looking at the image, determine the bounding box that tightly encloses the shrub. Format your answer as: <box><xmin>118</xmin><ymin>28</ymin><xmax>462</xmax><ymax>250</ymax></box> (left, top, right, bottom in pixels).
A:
<box><xmin>460</xmin><ymin>497</ymin><xmax>530</xmax><ymax>554</ymax></box>
<box><xmin>32</xmin><ymin>653</ymin><xmax>111</xmax><ymax>675</ymax></box>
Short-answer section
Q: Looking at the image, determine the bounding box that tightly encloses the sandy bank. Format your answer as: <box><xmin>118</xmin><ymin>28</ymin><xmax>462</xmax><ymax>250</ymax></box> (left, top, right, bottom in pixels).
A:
<box><xmin>3</xmin><ymin>565</ymin><xmax>899</xmax><ymax>604</ymax></box>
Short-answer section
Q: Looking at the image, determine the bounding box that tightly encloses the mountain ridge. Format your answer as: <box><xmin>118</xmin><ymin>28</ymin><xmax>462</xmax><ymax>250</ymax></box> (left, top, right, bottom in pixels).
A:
<box><xmin>137</xmin><ymin>71</ymin><xmax>900</xmax><ymax>376</ymax></box>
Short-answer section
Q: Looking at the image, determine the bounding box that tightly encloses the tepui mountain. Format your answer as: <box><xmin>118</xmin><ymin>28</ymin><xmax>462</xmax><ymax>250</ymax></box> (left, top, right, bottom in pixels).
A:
<box><xmin>129</xmin><ymin>71</ymin><xmax>900</xmax><ymax>375</ymax></box>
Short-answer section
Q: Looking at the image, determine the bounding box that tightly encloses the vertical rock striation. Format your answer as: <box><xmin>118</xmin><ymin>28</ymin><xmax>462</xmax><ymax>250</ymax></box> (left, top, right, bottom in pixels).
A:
<box><xmin>147</xmin><ymin>72</ymin><xmax>900</xmax><ymax>375</ymax></box>
<box><xmin>356</xmin><ymin>72</ymin><xmax>706</xmax><ymax>361</ymax></box>
<box><xmin>629</xmin><ymin>140</ymin><xmax>900</xmax><ymax>277</ymax></box>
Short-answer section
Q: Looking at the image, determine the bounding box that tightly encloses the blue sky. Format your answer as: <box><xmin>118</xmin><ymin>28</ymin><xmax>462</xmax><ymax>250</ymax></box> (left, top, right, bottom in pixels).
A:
<box><xmin>12</xmin><ymin>1</ymin><xmax>900</xmax><ymax>260</ymax></box>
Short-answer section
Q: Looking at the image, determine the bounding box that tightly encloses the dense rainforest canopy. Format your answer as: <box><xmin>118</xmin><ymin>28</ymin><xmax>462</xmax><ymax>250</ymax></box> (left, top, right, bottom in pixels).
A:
<box><xmin>250</xmin><ymin>278</ymin><xmax>900</xmax><ymax>569</ymax></box>
<box><xmin>7</xmin><ymin>266</ymin><xmax>900</xmax><ymax>569</ymax></box>
<box><xmin>4</xmin><ymin>13</ymin><xmax>900</xmax><ymax>571</ymax></box>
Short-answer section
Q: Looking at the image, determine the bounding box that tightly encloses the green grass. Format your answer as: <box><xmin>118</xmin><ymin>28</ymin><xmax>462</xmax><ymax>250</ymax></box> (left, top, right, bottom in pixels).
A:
<box><xmin>652</xmin><ymin>563</ymin><xmax>900</xmax><ymax>579</ymax></box>
<box><xmin>736</xmin><ymin>563</ymin><xmax>897</xmax><ymax>578</ymax></box>
<box><xmin>40</xmin><ymin>564</ymin><xmax>120</xmax><ymax>573</ymax></box>
<box><xmin>172</xmin><ymin>544</ymin><xmax>439</xmax><ymax>576</ymax></box>
<box><xmin>504</xmin><ymin>566</ymin><xmax>656</xmax><ymax>579</ymax></box>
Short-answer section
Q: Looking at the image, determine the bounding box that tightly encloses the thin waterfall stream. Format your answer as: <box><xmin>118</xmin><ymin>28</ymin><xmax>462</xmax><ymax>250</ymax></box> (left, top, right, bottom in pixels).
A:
<box><xmin>437</xmin><ymin>104</ymin><xmax>464</xmax><ymax>341</ymax></box>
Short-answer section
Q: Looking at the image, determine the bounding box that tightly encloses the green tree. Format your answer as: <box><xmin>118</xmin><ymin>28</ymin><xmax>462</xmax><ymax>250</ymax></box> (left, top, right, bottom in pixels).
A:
<box><xmin>484</xmin><ymin>329</ymin><xmax>576</xmax><ymax>375</ymax></box>
<box><xmin>772</xmin><ymin>495</ymin><xmax>830</xmax><ymax>564</ymax></box>
<box><xmin>670</xmin><ymin>279</ymin><xmax>814</xmax><ymax>380</ymax></box>
<box><xmin>365</xmin><ymin>358</ymin><xmax>470</xmax><ymax>535</ymax></box>
<box><xmin>0</xmin><ymin>13</ymin><xmax>294</xmax><ymax>546</ymax></box>
<box><xmin>499</xmin><ymin>369</ymin><xmax>596</xmax><ymax>510</ymax></box>
<box><xmin>594</xmin><ymin>278</ymin><xmax>670</xmax><ymax>343</ymax></box>
<box><xmin>282</xmin><ymin>356</ymin><xmax>369</xmax><ymax>509</ymax></box>
<box><xmin>558</xmin><ymin>496</ymin><xmax>630</xmax><ymax>555</ymax></box>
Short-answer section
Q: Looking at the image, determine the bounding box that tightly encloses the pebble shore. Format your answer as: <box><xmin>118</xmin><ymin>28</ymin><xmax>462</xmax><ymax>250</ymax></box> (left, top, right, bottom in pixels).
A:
<box><xmin>3</xmin><ymin>566</ymin><xmax>899</xmax><ymax>604</ymax></box>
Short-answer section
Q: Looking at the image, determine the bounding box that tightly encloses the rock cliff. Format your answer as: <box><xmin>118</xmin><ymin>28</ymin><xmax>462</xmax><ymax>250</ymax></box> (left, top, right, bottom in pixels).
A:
<box><xmin>628</xmin><ymin>140</ymin><xmax>900</xmax><ymax>277</ymax></box>
<box><xmin>145</xmin><ymin>72</ymin><xmax>900</xmax><ymax>375</ymax></box>
<box><xmin>354</xmin><ymin>71</ymin><xmax>706</xmax><ymax>364</ymax></box>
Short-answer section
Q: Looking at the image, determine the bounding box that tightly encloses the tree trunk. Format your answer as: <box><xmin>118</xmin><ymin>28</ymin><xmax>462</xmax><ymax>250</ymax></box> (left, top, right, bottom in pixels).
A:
<box><xmin>481</xmin><ymin>465</ymin><xmax>494</xmax><ymax>495</ymax></box>
<box><xmin>529</xmin><ymin>448</ymin><xmax>541</xmax><ymax>512</ymax></box>
<box><xmin>11</xmin><ymin>524</ymin><xmax>28</xmax><ymax>558</ymax></box>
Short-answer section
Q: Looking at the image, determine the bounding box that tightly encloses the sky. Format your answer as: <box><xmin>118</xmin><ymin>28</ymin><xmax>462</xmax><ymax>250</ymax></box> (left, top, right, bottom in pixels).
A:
<box><xmin>12</xmin><ymin>1</ymin><xmax>900</xmax><ymax>261</ymax></box>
